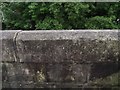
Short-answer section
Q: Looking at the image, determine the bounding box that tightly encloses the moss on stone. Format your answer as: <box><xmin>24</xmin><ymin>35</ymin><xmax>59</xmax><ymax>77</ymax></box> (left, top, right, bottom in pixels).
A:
<box><xmin>89</xmin><ymin>71</ymin><xmax>120</xmax><ymax>87</ymax></box>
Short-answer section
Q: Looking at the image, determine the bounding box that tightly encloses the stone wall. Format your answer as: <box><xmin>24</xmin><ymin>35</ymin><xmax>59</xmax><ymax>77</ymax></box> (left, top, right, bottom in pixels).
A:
<box><xmin>1</xmin><ymin>30</ymin><xmax>120</xmax><ymax>88</ymax></box>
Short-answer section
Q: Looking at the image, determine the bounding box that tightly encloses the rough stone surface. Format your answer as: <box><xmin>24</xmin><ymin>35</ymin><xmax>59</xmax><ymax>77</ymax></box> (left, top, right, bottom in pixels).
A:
<box><xmin>1</xmin><ymin>30</ymin><xmax>120</xmax><ymax>88</ymax></box>
<box><xmin>16</xmin><ymin>30</ymin><xmax>119</xmax><ymax>63</ymax></box>
<box><xmin>2</xmin><ymin>63</ymin><xmax>35</xmax><ymax>88</ymax></box>
<box><xmin>1</xmin><ymin>30</ymin><xmax>21</xmax><ymax>62</ymax></box>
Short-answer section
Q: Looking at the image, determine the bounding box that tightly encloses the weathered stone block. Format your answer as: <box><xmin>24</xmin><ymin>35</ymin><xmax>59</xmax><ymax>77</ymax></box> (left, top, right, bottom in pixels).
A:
<box><xmin>1</xmin><ymin>30</ymin><xmax>119</xmax><ymax>88</ymax></box>
<box><xmin>1</xmin><ymin>30</ymin><xmax>21</xmax><ymax>62</ymax></box>
<box><xmin>16</xmin><ymin>30</ymin><xmax>119</xmax><ymax>63</ymax></box>
<box><xmin>2</xmin><ymin>63</ymin><xmax>35</xmax><ymax>88</ymax></box>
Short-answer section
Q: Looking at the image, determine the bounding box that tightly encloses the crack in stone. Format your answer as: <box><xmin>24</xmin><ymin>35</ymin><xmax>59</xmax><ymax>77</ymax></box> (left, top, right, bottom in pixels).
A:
<box><xmin>13</xmin><ymin>30</ymin><xmax>22</xmax><ymax>62</ymax></box>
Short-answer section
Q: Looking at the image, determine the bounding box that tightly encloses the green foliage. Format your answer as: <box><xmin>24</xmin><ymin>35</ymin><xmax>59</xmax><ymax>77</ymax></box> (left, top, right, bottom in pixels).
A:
<box><xmin>85</xmin><ymin>16</ymin><xmax>118</xmax><ymax>29</ymax></box>
<box><xmin>1</xmin><ymin>2</ymin><xmax>120</xmax><ymax>30</ymax></box>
